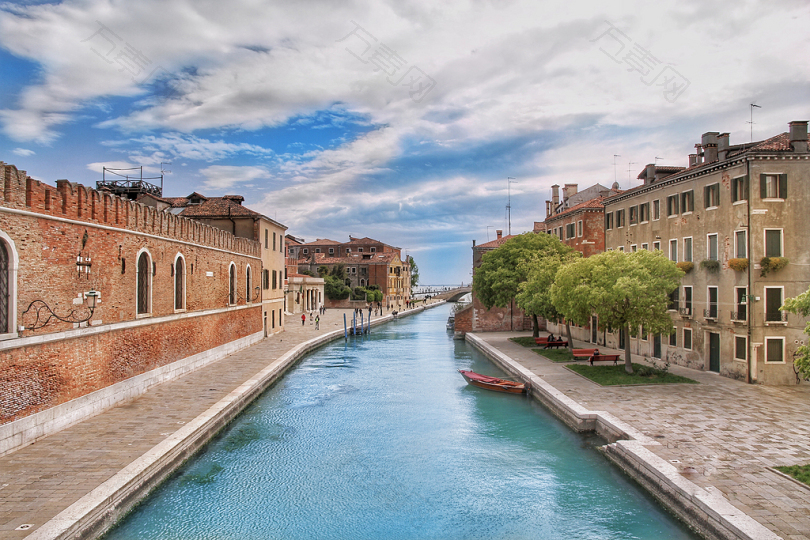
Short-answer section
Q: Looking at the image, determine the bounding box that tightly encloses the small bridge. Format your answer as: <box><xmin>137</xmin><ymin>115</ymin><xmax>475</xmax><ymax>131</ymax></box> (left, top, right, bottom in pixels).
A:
<box><xmin>431</xmin><ymin>286</ymin><xmax>471</xmax><ymax>302</ymax></box>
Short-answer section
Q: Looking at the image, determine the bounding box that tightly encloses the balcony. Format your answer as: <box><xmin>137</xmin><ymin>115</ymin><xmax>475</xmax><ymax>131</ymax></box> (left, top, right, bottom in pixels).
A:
<box><xmin>730</xmin><ymin>308</ymin><xmax>747</xmax><ymax>323</ymax></box>
<box><xmin>703</xmin><ymin>305</ymin><xmax>718</xmax><ymax>321</ymax></box>
<box><xmin>679</xmin><ymin>306</ymin><xmax>692</xmax><ymax>318</ymax></box>
<box><xmin>765</xmin><ymin>311</ymin><xmax>788</xmax><ymax>324</ymax></box>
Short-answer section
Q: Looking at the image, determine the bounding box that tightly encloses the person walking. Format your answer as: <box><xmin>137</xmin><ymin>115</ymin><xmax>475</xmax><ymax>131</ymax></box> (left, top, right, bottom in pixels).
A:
<box><xmin>301</xmin><ymin>313</ymin><xmax>306</xmax><ymax>326</ymax></box>
<box><xmin>315</xmin><ymin>315</ymin><xmax>320</xmax><ymax>330</ymax></box>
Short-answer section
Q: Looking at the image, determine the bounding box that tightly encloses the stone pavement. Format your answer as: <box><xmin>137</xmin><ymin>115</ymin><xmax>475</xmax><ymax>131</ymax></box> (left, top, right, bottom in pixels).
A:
<box><xmin>0</xmin><ymin>302</ymin><xmax>439</xmax><ymax>539</ymax></box>
<box><xmin>476</xmin><ymin>331</ymin><xmax>810</xmax><ymax>540</ymax></box>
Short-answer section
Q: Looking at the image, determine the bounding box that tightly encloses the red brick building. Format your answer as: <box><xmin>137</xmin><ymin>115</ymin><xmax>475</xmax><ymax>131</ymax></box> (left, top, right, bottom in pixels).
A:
<box><xmin>0</xmin><ymin>162</ymin><xmax>262</xmax><ymax>454</ymax></box>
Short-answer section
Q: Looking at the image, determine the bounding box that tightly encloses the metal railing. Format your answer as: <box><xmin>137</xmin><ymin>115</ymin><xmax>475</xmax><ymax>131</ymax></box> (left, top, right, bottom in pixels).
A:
<box><xmin>703</xmin><ymin>305</ymin><xmax>718</xmax><ymax>319</ymax></box>
<box><xmin>765</xmin><ymin>311</ymin><xmax>788</xmax><ymax>323</ymax></box>
<box><xmin>679</xmin><ymin>306</ymin><xmax>692</xmax><ymax>317</ymax></box>
<box><xmin>730</xmin><ymin>308</ymin><xmax>747</xmax><ymax>322</ymax></box>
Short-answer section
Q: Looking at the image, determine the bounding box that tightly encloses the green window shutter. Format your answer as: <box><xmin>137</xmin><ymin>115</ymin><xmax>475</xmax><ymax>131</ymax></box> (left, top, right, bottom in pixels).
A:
<box><xmin>744</xmin><ymin>175</ymin><xmax>749</xmax><ymax>199</ymax></box>
<box><xmin>779</xmin><ymin>174</ymin><xmax>787</xmax><ymax>199</ymax></box>
<box><xmin>760</xmin><ymin>174</ymin><xmax>767</xmax><ymax>199</ymax></box>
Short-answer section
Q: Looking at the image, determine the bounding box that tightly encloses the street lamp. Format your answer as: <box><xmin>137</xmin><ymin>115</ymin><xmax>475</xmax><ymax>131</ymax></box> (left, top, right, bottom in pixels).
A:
<box><xmin>22</xmin><ymin>289</ymin><xmax>100</xmax><ymax>330</ymax></box>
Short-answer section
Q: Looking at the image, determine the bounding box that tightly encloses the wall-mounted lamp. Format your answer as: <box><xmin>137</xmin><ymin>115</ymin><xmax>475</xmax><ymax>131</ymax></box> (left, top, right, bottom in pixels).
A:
<box><xmin>22</xmin><ymin>289</ymin><xmax>100</xmax><ymax>330</ymax></box>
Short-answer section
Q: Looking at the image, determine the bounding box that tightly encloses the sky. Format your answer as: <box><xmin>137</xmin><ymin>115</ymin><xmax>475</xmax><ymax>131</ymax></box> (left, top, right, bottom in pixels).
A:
<box><xmin>0</xmin><ymin>0</ymin><xmax>808</xmax><ymax>285</ymax></box>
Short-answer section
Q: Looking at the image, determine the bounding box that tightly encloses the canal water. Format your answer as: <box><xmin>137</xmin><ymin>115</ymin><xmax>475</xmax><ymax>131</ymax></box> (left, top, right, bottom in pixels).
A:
<box><xmin>104</xmin><ymin>305</ymin><xmax>697</xmax><ymax>540</ymax></box>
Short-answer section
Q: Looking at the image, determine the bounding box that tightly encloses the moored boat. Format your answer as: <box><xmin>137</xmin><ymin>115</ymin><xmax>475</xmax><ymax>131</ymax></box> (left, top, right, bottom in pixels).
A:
<box><xmin>458</xmin><ymin>370</ymin><xmax>526</xmax><ymax>394</ymax></box>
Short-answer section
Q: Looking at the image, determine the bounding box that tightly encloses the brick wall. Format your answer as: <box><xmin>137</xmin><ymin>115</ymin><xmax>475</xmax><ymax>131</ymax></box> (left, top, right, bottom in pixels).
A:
<box><xmin>471</xmin><ymin>294</ymin><xmax>529</xmax><ymax>332</ymax></box>
<box><xmin>0</xmin><ymin>162</ymin><xmax>263</xmax><ymax>426</ymax></box>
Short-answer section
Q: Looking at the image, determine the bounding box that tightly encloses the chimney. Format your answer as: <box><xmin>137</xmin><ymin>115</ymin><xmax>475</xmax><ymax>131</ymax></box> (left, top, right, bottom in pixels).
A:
<box><xmin>688</xmin><ymin>154</ymin><xmax>698</xmax><ymax>167</ymax></box>
<box><xmin>551</xmin><ymin>185</ymin><xmax>559</xmax><ymax>208</ymax></box>
<box><xmin>701</xmin><ymin>132</ymin><xmax>719</xmax><ymax>163</ymax></box>
<box><xmin>645</xmin><ymin>164</ymin><xmax>656</xmax><ymax>185</ymax></box>
<box><xmin>564</xmin><ymin>183</ymin><xmax>578</xmax><ymax>198</ymax></box>
<box><xmin>789</xmin><ymin>121</ymin><xmax>809</xmax><ymax>153</ymax></box>
<box><xmin>496</xmin><ymin>230</ymin><xmax>503</xmax><ymax>239</ymax></box>
<box><xmin>717</xmin><ymin>133</ymin><xmax>730</xmax><ymax>161</ymax></box>
<box><xmin>694</xmin><ymin>144</ymin><xmax>703</xmax><ymax>165</ymax></box>
<box><xmin>472</xmin><ymin>239</ymin><xmax>476</xmax><ymax>247</ymax></box>
<box><xmin>545</xmin><ymin>200</ymin><xmax>552</xmax><ymax>218</ymax></box>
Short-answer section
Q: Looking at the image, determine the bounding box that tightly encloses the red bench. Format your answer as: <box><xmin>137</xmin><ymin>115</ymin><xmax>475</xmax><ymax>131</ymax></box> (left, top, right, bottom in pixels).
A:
<box><xmin>543</xmin><ymin>340</ymin><xmax>569</xmax><ymax>349</ymax></box>
<box><xmin>588</xmin><ymin>353</ymin><xmax>621</xmax><ymax>366</ymax></box>
<box><xmin>572</xmin><ymin>348</ymin><xmax>599</xmax><ymax>360</ymax></box>
<box><xmin>534</xmin><ymin>337</ymin><xmax>550</xmax><ymax>345</ymax></box>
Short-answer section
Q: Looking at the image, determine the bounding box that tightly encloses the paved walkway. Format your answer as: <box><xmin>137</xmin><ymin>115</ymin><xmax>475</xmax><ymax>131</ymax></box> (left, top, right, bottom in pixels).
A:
<box><xmin>477</xmin><ymin>332</ymin><xmax>810</xmax><ymax>540</ymax></box>
<box><xmin>0</xmin><ymin>303</ymin><xmax>439</xmax><ymax>539</ymax></box>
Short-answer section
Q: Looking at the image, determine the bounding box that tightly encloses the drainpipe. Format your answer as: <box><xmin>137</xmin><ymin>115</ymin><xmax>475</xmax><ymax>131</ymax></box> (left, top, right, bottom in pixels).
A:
<box><xmin>746</xmin><ymin>157</ymin><xmax>753</xmax><ymax>384</ymax></box>
<box><xmin>228</xmin><ymin>206</ymin><xmax>237</xmax><ymax>235</ymax></box>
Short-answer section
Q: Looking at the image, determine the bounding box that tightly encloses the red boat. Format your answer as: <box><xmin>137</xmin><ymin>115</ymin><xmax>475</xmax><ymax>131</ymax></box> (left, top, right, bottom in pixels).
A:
<box><xmin>458</xmin><ymin>370</ymin><xmax>526</xmax><ymax>394</ymax></box>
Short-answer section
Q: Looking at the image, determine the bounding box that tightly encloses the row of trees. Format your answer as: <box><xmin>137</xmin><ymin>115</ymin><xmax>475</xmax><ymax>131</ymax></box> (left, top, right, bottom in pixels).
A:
<box><xmin>473</xmin><ymin>233</ymin><xmax>684</xmax><ymax>373</ymax></box>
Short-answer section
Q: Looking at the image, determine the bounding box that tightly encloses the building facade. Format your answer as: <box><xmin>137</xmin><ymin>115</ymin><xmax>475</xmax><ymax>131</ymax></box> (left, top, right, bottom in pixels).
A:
<box><xmin>602</xmin><ymin>121</ymin><xmax>810</xmax><ymax>384</ymax></box>
<box><xmin>0</xmin><ymin>162</ymin><xmax>263</xmax><ymax>452</ymax></box>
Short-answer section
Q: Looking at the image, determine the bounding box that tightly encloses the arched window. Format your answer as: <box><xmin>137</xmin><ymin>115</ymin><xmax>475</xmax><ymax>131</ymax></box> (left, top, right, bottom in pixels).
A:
<box><xmin>229</xmin><ymin>263</ymin><xmax>236</xmax><ymax>305</ymax></box>
<box><xmin>174</xmin><ymin>255</ymin><xmax>185</xmax><ymax>310</ymax></box>
<box><xmin>137</xmin><ymin>251</ymin><xmax>151</xmax><ymax>314</ymax></box>
<box><xmin>0</xmin><ymin>241</ymin><xmax>9</xmax><ymax>333</ymax></box>
<box><xmin>246</xmin><ymin>265</ymin><xmax>252</xmax><ymax>303</ymax></box>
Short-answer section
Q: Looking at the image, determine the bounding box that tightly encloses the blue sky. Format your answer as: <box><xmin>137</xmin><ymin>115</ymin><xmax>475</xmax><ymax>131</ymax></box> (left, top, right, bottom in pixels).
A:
<box><xmin>1</xmin><ymin>0</ymin><xmax>808</xmax><ymax>284</ymax></box>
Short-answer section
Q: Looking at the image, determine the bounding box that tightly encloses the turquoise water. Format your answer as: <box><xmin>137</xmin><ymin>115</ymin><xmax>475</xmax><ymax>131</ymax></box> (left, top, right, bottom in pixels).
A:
<box><xmin>104</xmin><ymin>305</ymin><xmax>697</xmax><ymax>540</ymax></box>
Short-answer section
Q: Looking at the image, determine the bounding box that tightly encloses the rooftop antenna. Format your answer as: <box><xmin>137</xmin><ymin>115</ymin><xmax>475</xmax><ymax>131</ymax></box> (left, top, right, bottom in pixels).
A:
<box><xmin>748</xmin><ymin>103</ymin><xmax>761</xmax><ymax>143</ymax></box>
<box><xmin>613</xmin><ymin>154</ymin><xmax>620</xmax><ymax>184</ymax></box>
<box><xmin>486</xmin><ymin>225</ymin><xmax>495</xmax><ymax>242</ymax></box>
<box><xmin>626</xmin><ymin>161</ymin><xmax>637</xmax><ymax>184</ymax></box>
<box><xmin>506</xmin><ymin>177</ymin><xmax>516</xmax><ymax>236</ymax></box>
<box><xmin>654</xmin><ymin>156</ymin><xmax>664</xmax><ymax>165</ymax></box>
<box><xmin>160</xmin><ymin>162</ymin><xmax>171</xmax><ymax>195</ymax></box>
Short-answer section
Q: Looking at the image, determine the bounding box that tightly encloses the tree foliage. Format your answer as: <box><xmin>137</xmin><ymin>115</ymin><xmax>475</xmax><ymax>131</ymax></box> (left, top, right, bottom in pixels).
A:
<box><xmin>409</xmin><ymin>256</ymin><xmax>419</xmax><ymax>289</ymax></box>
<box><xmin>474</xmin><ymin>233</ymin><xmax>574</xmax><ymax>336</ymax></box>
<box><xmin>551</xmin><ymin>250</ymin><xmax>683</xmax><ymax>373</ymax></box>
<box><xmin>782</xmin><ymin>288</ymin><xmax>810</xmax><ymax>380</ymax></box>
<box><xmin>324</xmin><ymin>275</ymin><xmax>351</xmax><ymax>300</ymax></box>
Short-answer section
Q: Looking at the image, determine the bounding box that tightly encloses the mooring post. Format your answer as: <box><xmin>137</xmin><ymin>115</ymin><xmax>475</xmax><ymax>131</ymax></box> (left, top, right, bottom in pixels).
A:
<box><xmin>343</xmin><ymin>313</ymin><xmax>347</xmax><ymax>339</ymax></box>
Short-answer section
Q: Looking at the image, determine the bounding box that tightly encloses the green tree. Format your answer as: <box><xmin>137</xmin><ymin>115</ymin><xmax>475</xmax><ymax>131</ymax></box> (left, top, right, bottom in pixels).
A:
<box><xmin>551</xmin><ymin>249</ymin><xmax>683</xmax><ymax>373</ymax></box>
<box><xmin>317</xmin><ymin>265</ymin><xmax>329</xmax><ymax>278</ymax></box>
<box><xmin>473</xmin><ymin>232</ymin><xmax>569</xmax><ymax>337</ymax></box>
<box><xmin>330</xmin><ymin>264</ymin><xmax>347</xmax><ymax>280</ymax></box>
<box><xmin>782</xmin><ymin>288</ymin><xmax>810</xmax><ymax>380</ymax></box>
<box><xmin>516</xmin><ymin>246</ymin><xmax>581</xmax><ymax>342</ymax></box>
<box><xmin>409</xmin><ymin>256</ymin><xmax>419</xmax><ymax>289</ymax></box>
<box><xmin>324</xmin><ymin>275</ymin><xmax>351</xmax><ymax>300</ymax></box>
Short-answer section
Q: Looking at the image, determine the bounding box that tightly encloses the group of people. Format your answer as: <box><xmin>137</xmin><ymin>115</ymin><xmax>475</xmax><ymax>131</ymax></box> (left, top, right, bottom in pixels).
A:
<box><xmin>301</xmin><ymin>311</ymin><xmax>321</xmax><ymax>329</ymax></box>
<box><xmin>546</xmin><ymin>334</ymin><xmax>564</xmax><ymax>342</ymax></box>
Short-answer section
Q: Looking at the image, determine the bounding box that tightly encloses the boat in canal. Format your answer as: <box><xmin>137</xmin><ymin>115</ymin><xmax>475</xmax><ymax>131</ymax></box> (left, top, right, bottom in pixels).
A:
<box><xmin>458</xmin><ymin>369</ymin><xmax>526</xmax><ymax>394</ymax></box>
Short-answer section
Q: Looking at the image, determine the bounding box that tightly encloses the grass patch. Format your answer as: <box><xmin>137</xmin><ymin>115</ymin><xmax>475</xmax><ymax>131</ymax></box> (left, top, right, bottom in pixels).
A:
<box><xmin>567</xmin><ymin>363</ymin><xmax>698</xmax><ymax>385</ymax></box>
<box><xmin>532</xmin><ymin>348</ymin><xmax>574</xmax><ymax>362</ymax></box>
<box><xmin>775</xmin><ymin>464</ymin><xmax>810</xmax><ymax>486</ymax></box>
<box><xmin>509</xmin><ymin>336</ymin><xmax>538</xmax><ymax>347</ymax></box>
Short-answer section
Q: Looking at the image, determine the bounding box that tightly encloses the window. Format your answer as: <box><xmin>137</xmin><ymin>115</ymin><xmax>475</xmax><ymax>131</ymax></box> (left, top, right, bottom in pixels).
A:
<box><xmin>765</xmin><ymin>337</ymin><xmax>784</xmax><ymax>363</ymax></box>
<box><xmin>263</xmin><ymin>269</ymin><xmax>270</xmax><ymax>290</ymax></box>
<box><xmin>137</xmin><ymin>251</ymin><xmax>151</xmax><ymax>314</ymax></box>
<box><xmin>704</xmin><ymin>183</ymin><xmax>720</xmax><ymax>208</ymax></box>
<box><xmin>667</xmin><ymin>194</ymin><xmax>679</xmax><ymax>216</ymax></box>
<box><xmin>669</xmin><ymin>239</ymin><xmax>678</xmax><ymax>262</ymax></box>
<box><xmin>329</xmin><ymin>248</ymin><xmax>334</xmax><ymax>254</ymax></box>
<box><xmin>315</xmin><ymin>248</ymin><xmax>321</xmax><ymax>253</ymax></box>
<box><xmin>683</xmin><ymin>237</ymin><xmax>692</xmax><ymax>262</ymax></box>
<box><xmin>246</xmin><ymin>266</ymin><xmax>252</xmax><ymax>303</ymax></box>
<box><xmin>668</xmin><ymin>287</ymin><xmax>679</xmax><ymax>311</ymax></box>
<box><xmin>229</xmin><ymin>263</ymin><xmax>236</xmax><ymax>305</ymax></box>
<box><xmin>732</xmin><ymin>175</ymin><xmax>748</xmax><ymax>203</ymax></box>
<box><xmin>264</xmin><ymin>230</ymin><xmax>268</xmax><ymax>249</ymax></box>
<box><xmin>681</xmin><ymin>190</ymin><xmax>694</xmax><ymax>213</ymax></box>
<box><xmin>683</xmin><ymin>328</ymin><xmax>692</xmax><ymax>350</ymax></box>
<box><xmin>577</xmin><ymin>220</ymin><xmax>583</xmax><ymax>237</ymax></box>
<box><xmin>733</xmin><ymin>230</ymin><xmax>746</xmax><ymax>259</ymax></box>
<box><xmin>346</xmin><ymin>248</ymin><xmax>351</xmax><ymax>253</ymax></box>
<box><xmin>273</xmin><ymin>232</ymin><xmax>277</xmax><ymax>251</ymax></box>
<box><xmin>765</xmin><ymin>287</ymin><xmax>784</xmax><ymax>322</ymax></box>
<box><xmin>735</xmin><ymin>336</ymin><xmax>747</xmax><ymax>361</ymax></box>
<box><xmin>616</xmin><ymin>209</ymin><xmax>625</xmax><ymax>227</ymax></box>
<box><xmin>734</xmin><ymin>287</ymin><xmax>747</xmax><ymax>321</ymax></box>
<box><xmin>631</xmin><ymin>244</ymin><xmax>637</xmax><ymax>252</ymax></box>
<box><xmin>618</xmin><ymin>246</ymin><xmax>624</xmax><ymax>252</ymax></box>
<box><xmin>272</xmin><ymin>270</ymin><xmax>277</xmax><ymax>289</ymax></box>
<box><xmin>760</xmin><ymin>174</ymin><xmax>787</xmax><ymax>199</ymax></box>
<box><xmin>0</xmin><ymin>239</ymin><xmax>12</xmax><ymax>334</ymax></box>
<box><xmin>566</xmin><ymin>223</ymin><xmax>576</xmax><ymax>239</ymax></box>
<box><xmin>641</xmin><ymin>243</ymin><xmax>648</xmax><ymax>250</ymax></box>
<box><xmin>358</xmin><ymin>248</ymin><xmax>364</xmax><ymax>252</ymax></box>
<box><xmin>652</xmin><ymin>200</ymin><xmax>660</xmax><ymax>220</ymax></box>
<box><xmin>669</xmin><ymin>330</ymin><xmax>677</xmax><ymax>347</ymax></box>
<box><xmin>707</xmin><ymin>233</ymin><xmax>718</xmax><ymax>261</ymax></box>
<box><xmin>605</xmin><ymin>212</ymin><xmax>614</xmax><ymax>230</ymax></box>
<box><xmin>765</xmin><ymin>229</ymin><xmax>782</xmax><ymax>257</ymax></box>
<box><xmin>303</xmin><ymin>248</ymin><xmax>308</xmax><ymax>254</ymax></box>
<box><xmin>707</xmin><ymin>287</ymin><xmax>718</xmax><ymax>318</ymax></box>
<box><xmin>174</xmin><ymin>255</ymin><xmax>185</xmax><ymax>310</ymax></box>
<box><xmin>371</xmin><ymin>247</ymin><xmax>376</xmax><ymax>253</ymax></box>
<box><xmin>629</xmin><ymin>206</ymin><xmax>638</xmax><ymax>225</ymax></box>
<box><xmin>639</xmin><ymin>202</ymin><xmax>649</xmax><ymax>223</ymax></box>
<box><xmin>683</xmin><ymin>286</ymin><xmax>692</xmax><ymax>315</ymax></box>
<box><xmin>653</xmin><ymin>241</ymin><xmax>661</xmax><ymax>251</ymax></box>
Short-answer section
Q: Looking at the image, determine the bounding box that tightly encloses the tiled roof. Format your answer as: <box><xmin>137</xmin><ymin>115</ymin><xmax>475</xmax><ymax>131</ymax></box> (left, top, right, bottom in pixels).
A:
<box><xmin>545</xmin><ymin>196</ymin><xmax>612</xmax><ymax>223</ymax></box>
<box><xmin>302</xmin><ymin>252</ymin><xmax>399</xmax><ymax>265</ymax></box>
<box><xmin>301</xmin><ymin>238</ymin><xmax>342</xmax><ymax>246</ymax></box>
<box><xmin>178</xmin><ymin>197</ymin><xmax>263</xmax><ymax>218</ymax></box>
<box><xmin>476</xmin><ymin>234</ymin><xmax>517</xmax><ymax>249</ymax></box>
<box><xmin>750</xmin><ymin>132</ymin><xmax>791</xmax><ymax>152</ymax></box>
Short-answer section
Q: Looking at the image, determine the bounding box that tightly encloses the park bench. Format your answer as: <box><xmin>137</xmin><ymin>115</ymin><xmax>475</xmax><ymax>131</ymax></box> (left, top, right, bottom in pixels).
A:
<box><xmin>572</xmin><ymin>348</ymin><xmax>599</xmax><ymax>360</ymax></box>
<box><xmin>543</xmin><ymin>340</ymin><xmax>569</xmax><ymax>349</ymax></box>
<box><xmin>534</xmin><ymin>337</ymin><xmax>550</xmax><ymax>345</ymax></box>
<box><xmin>588</xmin><ymin>353</ymin><xmax>621</xmax><ymax>366</ymax></box>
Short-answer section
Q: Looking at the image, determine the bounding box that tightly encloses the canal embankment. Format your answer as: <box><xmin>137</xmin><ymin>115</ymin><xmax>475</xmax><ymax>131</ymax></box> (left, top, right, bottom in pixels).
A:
<box><xmin>467</xmin><ymin>332</ymin><xmax>810</xmax><ymax>540</ymax></box>
<box><xmin>0</xmin><ymin>302</ymin><xmax>444</xmax><ymax>540</ymax></box>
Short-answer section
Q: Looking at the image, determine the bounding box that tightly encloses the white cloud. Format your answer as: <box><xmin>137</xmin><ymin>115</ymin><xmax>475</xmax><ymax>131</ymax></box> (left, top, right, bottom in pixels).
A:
<box><xmin>199</xmin><ymin>165</ymin><xmax>271</xmax><ymax>190</ymax></box>
<box><xmin>12</xmin><ymin>148</ymin><xmax>35</xmax><ymax>156</ymax></box>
